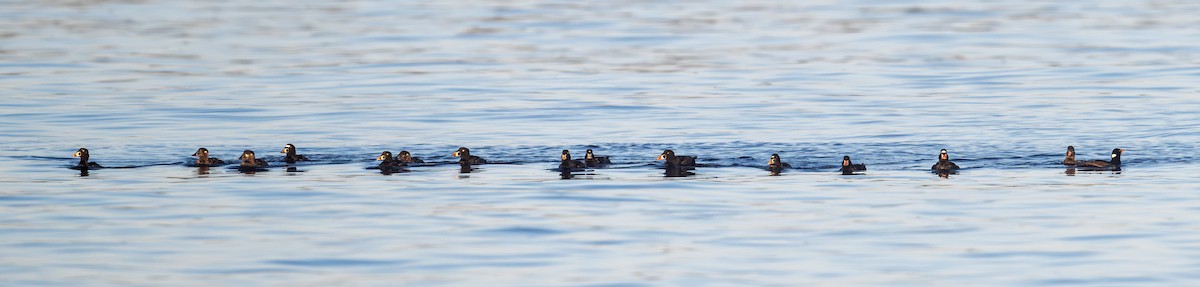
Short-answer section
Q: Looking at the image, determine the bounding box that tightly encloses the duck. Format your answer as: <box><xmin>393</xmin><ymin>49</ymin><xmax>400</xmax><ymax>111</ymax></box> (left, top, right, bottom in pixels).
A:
<box><xmin>767</xmin><ymin>153</ymin><xmax>790</xmax><ymax>174</ymax></box>
<box><xmin>656</xmin><ymin>149</ymin><xmax>696</xmax><ymax>167</ymax></box>
<box><xmin>191</xmin><ymin>148</ymin><xmax>226</xmax><ymax>166</ymax></box>
<box><xmin>71</xmin><ymin>148</ymin><xmax>103</xmax><ymax>169</ymax></box>
<box><xmin>238</xmin><ymin>150</ymin><xmax>269</xmax><ymax>169</ymax></box>
<box><xmin>397</xmin><ymin>150</ymin><xmax>424</xmax><ymax>165</ymax></box>
<box><xmin>559</xmin><ymin>149</ymin><xmax>586</xmax><ymax>171</ymax></box>
<box><xmin>584</xmin><ymin>149</ymin><xmax>611</xmax><ymax>166</ymax></box>
<box><xmin>280</xmin><ymin>143</ymin><xmax>310</xmax><ymax>164</ymax></box>
<box><xmin>1062</xmin><ymin>146</ymin><xmax>1077</xmax><ymax>166</ymax></box>
<box><xmin>375</xmin><ymin>151</ymin><xmax>407</xmax><ymax>173</ymax></box>
<box><xmin>452</xmin><ymin>147</ymin><xmax>487</xmax><ymax>165</ymax></box>
<box><xmin>1076</xmin><ymin>148</ymin><xmax>1124</xmax><ymax>171</ymax></box>
<box><xmin>931</xmin><ymin>149</ymin><xmax>960</xmax><ymax>172</ymax></box>
<box><xmin>840</xmin><ymin>155</ymin><xmax>867</xmax><ymax>175</ymax></box>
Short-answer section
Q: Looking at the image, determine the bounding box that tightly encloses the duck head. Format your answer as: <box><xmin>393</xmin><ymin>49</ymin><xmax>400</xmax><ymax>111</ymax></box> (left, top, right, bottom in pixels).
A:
<box><xmin>939</xmin><ymin>149</ymin><xmax>950</xmax><ymax>161</ymax></box>
<box><xmin>72</xmin><ymin>148</ymin><xmax>90</xmax><ymax>165</ymax></box>
<box><xmin>377</xmin><ymin>151</ymin><xmax>394</xmax><ymax>161</ymax></box>
<box><xmin>1110</xmin><ymin>148</ymin><xmax>1124</xmax><ymax>165</ymax></box>
<box><xmin>281</xmin><ymin>144</ymin><xmax>298</xmax><ymax>156</ymax></box>
<box><xmin>768</xmin><ymin>153</ymin><xmax>782</xmax><ymax>165</ymax></box>
<box><xmin>561</xmin><ymin>149</ymin><xmax>572</xmax><ymax>161</ymax></box>
<box><xmin>398</xmin><ymin>151</ymin><xmax>414</xmax><ymax>162</ymax></box>
<box><xmin>656</xmin><ymin>149</ymin><xmax>676</xmax><ymax>161</ymax></box>
<box><xmin>842</xmin><ymin>155</ymin><xmax>852</xmax><ymax>167</ymax></box>
<box><xmin>585</xmin><ymin>149</ymin><xmax>596</xmax><ymax>160</ymax></box>
<box><xmin>239</xmin><ymin>150</ymin><xmax>257</xmax><ymax>164</ymax></box>
<box><xmin>452</xmin><ymin>147</ymin><xmax>471</xmax><ymax>158</ymax></box>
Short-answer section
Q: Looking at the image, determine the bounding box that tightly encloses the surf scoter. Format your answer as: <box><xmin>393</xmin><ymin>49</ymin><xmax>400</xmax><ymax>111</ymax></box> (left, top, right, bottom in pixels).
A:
<box><xmin>931</xmin><ymin>149</ymin><xmax>960</xmax><ymax>172</ymax></box>
<box><xmin>191</xmin><ymin>148</ymin><xmax>226</xmax><ymax>166</ymax></box>
<box><xmin>452</xmin><ymin>147</ymin><xmax>487</xmax><ymax>165</ymax></box>
<box><xmin>1076</xmin><ymin>148</ymin><xmax>1124</xmax><ymax>171</ymax></box>
<box><xmin>840</xmin><ymin>155</ymin><xmax>867</xmax><ymax>175</ymax></box>
<box><xmin>1062</xmin><ymin>146</ymin><xmax>1077</xmax><ymax>166</ymax></box>
<box><xmin>767</xmin><ymin>153</ymin><xmax>790</xmax><ymax>175</ymax></box>
<box><xmin>376</xmin><ymin>151</ymin><xmax>407</xmax><ymax>173</ymax></box>
<box><xmin>559</xmin><ymin>149</ymin><xmax>586</xmax><ymax>171</ymax></box>
<box><xmin>397</xmin><ymin>150</ymin><xmax>424</xmax><ymax>165</ymax></box>
<box><xmin>280</xmin><ymin>143</ymin><xmax>310</xmax><ymax>164</ymax></box>
<box><xmin>239</xmin><ymin>150</ymin><xmax>269</xmax><ymax>169</ymax></box>
<box><xmin>71</xmin><ymin>148</ymin><xmax>103</xmax><ymax>168</ymax></box>
<box><xmin>657</xmin><ymin>149</ymin><xmax>697</xmax><ymax>176</ymax></box>
<box><xmin>584</xmin><ymin>149</ymin><xmax>611</xmax><ymax>166</ymax></box>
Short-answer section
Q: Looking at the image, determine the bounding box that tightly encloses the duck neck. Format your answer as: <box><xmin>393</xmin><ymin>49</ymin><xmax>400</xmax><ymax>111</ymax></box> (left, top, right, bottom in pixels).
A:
<box><xmin>77</xmin><ymin>154</ymin><xmax>88</xmax><ymax>166</ymax></box>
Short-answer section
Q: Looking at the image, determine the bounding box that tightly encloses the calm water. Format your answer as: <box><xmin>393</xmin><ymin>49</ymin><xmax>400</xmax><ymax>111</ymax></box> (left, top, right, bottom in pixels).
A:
<box><xmin>2</xmin><ymin>0</ymin><xmax>1199</xmax><ymax>285</ymax></box>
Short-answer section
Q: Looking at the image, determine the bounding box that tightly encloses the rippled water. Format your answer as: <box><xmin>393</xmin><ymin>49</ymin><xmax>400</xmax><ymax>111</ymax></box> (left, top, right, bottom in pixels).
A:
<box><xmin>2</xmin><ymin>0</ymin><xmax>1199</xmax><ymax>285</ymax></box>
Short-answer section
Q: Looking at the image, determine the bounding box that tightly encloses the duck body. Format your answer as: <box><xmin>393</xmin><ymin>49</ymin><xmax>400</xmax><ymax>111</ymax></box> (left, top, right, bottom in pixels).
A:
<box><xmin>238</xmin><ymin>150</ymin><xmax>269</xmax><ymax>171</ymax></box>
<box><xmin>657</xmin><ymin>149</ymin><xmax>697</xmax><ymax>176</ymax></box>
<box><xmin>452</xmin><ymin>147</ymin><xmax>487</xmax><ymax>165</ymax></box>
<box><xmin>931</xmin><ymin>149</ymin><xmax>960</xmax><ymax>172</ymax></box>
<box><xmin>1062</xmin><ymin>146</ymin><xmax>1077</xmax><ymax>166</ymax></box>
<box><xmin>558</xmin><ymin>150</ymin><xmax>586</xmax><ymax>172</ymax></box>
<box><xmin>281</xmin><ymin>144</ymin><xmax>310</xmax><ymax>164</ymax></box>
<box><xmin>1076</xmin><ymin>148</ymin><xmax>1124</xmax><ymax>171</ymax></box>
<box><xmin>583</xmin><ymin>149</ymin><xmax>611</xmax><ymax>167</ymax></box>
<box><xmin>397</xmin><ymin>151</ymin><xmax>424</xmax><ymax>165</ymax></box>
<box><xmin>840</xmin><ymin>156</ymin><xmax>867</xmax><ymax>175</ymax></box>
<box><xmin>657</xmin><ymin>150</ymin><xmax>696</xmax><ymax>169</ymax></box>
<box><xmin>192</xmin><ymin>148</ymin><xmax>226</xmax><ymax>167</ymax></box>
<box><xmin>71</xmin><ymin>148</ymin><xmax>103</xmax><ymax>169</ymax></box>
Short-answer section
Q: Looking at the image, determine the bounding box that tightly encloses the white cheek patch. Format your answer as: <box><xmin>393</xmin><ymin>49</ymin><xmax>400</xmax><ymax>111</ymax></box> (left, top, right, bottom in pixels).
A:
<box><xmin>1112</xmin><ymin>154</ymin><xmax>1117</xmax><ymax>158</ymax></box>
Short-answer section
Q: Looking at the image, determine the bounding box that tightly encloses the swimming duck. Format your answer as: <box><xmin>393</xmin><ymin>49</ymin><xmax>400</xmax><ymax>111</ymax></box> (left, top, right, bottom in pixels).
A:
<box><xmin>1062</xmin><ymin>146</ymin><xmax>1076</xmax><ymax>166</ymax></box>
<box><xmin>584</xmin><ymin>149</ymin><xmax>611</xmax><ymax>166</ymax></box>
<box><xmin>452</xmin><ymin>147</ymin><xmax>487</xmax><ymax>165</ymax></box>
<box><xmin>559</xmin><ymin>150</ymin><xmax>586</xmax><ymax>171</ymax></box>
<box><xmin>376</xmin><ymin>151</ymin><xmax>407</xmax><ymax>173</ymax></box>
<box><xmin>1076</xmin><ymin>148</ymin><xmax>1124</xmax><ymax>171</ymax></box>
<box><xmin>397</xmin><ymin>150</ymin><xmax>424</xmax><ymax>165</ymax></box>
<box><xmin>71</xmin><ymin>148</ymin><xmax>102</xmax><ymax>168</ymax></box>
<box><xmin>239</xmin><ymin>150</ymin><xmax>269</xmax><ymax>169</ymax></box>
<box><xmin>656</xmin><ymin>150</ymin><xmax>696</xmax><ymax>167</ymax></box>
<box><xmin>841</xmin><ymin>155</ymin><xmax>867</xmax><ymax>175</ymax></box>
<box><xmin>767</xmin><ymin>153</ymin><xmax>790</xmax><ymax>175</ymax></box>
<box><xmin>280</xmin><ymin>143</ymin><xmax>310</xmax><ymax>164</ymax></box>
<box><xmin>191</xmin><ymin>148</ymin><xmax>226</xmax><ymax>166</ymax></box>
<box><xmin>931</xmin><ymin>149</ymin><xmax>960</xmax><ymax>172</ymax></box>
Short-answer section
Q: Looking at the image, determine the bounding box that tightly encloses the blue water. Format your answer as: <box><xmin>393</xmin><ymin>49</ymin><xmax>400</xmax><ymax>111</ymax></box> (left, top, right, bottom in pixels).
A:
<box><xmin>2</xmin><ymin>0</ymin><xmax>1200</xmax><ymax>285</ymax></box>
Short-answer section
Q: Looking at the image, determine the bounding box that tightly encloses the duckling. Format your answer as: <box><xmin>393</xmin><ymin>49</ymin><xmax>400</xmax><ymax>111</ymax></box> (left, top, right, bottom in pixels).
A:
<box><xmin>1076</xmin><ymin>148</ymin><xmax>1124</xmax><ymax>171</ymax></box>
<box><xmin>280</xmin><ymin>143</ymin><xmax>310</xmax><ymax>164</ymax></box>
<box><xmin>71</xmin><ymin>148</ymin><xmax>103</xmax><ymax>169</ymax></box>
<box><xmin>584</xmin><ymin>149</ymin><xmax>611</xmax><ymax>167</ymax></box>
<box><xmin>931</xmin><ymin>149</ymin><xmax>960</xmax><ymax>172</ymax></box>
<box><xmin>375</xmin><ymin>151</ymin><xmax>407</xmax><ymax>173</ymax></box>
<box><xmin>397</xmin><ymin>150</ymin><xmax>424</xmax><ymax>165</ymax></box>
<box><xmin>191</xmin><ymin>148</ymin><xmax>226</xmax><ymax>166</ymax></box>
<box><xmin>239</xmin><ymin>150</ymin><xmax>269</xmax><ymax>169</ymax></box>
<box><xmin>559</xmin><ymin>149</ymin><xmax>586</xmax><ymax>171</ymax></box>
<box><xmin>452</xmin><ymin>147</ymin><xmax>487</xmax><ymax>165</ymax></box>
<box><xmin>767</xmin><ymin>153</ymin><xmax>790</xmax><ymax>175</ymax></box>
<box><xmin>1062</xmin><ymin>146</ymin><xmax>1077</xmax><ymax>166</ymax></box>
<box><xmin>840</xmin><ymin>155</ymin><xmax>867</xmax><ymax>175</ymax></box>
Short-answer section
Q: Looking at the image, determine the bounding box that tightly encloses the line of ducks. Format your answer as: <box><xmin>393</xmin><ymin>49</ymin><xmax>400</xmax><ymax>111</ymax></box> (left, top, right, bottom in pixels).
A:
<box><xmin>70</xmin><ymin>144</ymin><xmax>1127</xmax><ymax>176</ymax></box>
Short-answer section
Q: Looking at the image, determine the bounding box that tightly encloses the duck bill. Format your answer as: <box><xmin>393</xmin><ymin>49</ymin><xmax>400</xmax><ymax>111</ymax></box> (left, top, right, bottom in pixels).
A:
<box><xmin>72</xmin><ymin>151</ymin><xmax>81</xmax><ymax>157</ymax></box>
<box><xmin>376</xmin><ymin>154</ymin><xmax>387</xmax><ymax>161</ymax></box>
<box><xmin>191</xmin><ymin>152</ymin><xmax>199</xmax><ymax>156</ymax></box>
<box><xmin>656</xmin><ymin>154</ymin><xmax>666</xmax><ymax>160</ymax></box>
<box><xmin>451</xmin><ymin>151</ymin><xmax>461</xmax><ymax>157</ymax></box>
<box><xmin>281</xmin><ymin>148</ymin><xmax>288</xmax><ymax>154</ymax></box>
